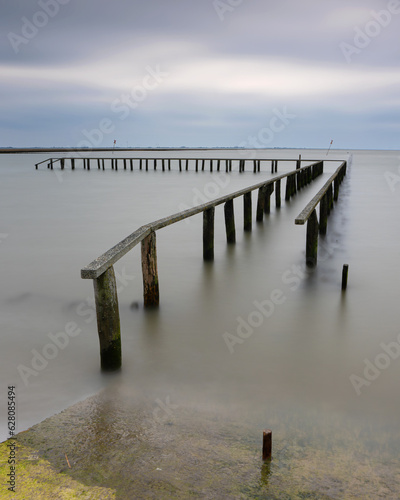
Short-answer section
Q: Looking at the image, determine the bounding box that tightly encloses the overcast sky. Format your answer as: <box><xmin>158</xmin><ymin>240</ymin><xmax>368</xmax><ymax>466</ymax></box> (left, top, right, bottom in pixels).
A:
<box><xmin>1</xmin><ymin>0</ymin><xmax>399</xmax><ymax>149</ymax></box>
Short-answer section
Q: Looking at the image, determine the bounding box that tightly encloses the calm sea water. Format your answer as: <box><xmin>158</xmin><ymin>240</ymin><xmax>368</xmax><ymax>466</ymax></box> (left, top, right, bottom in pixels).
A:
<box><xmin>1</xmin><ymin>148</ymin><xmax>400</xmax><ymax>489</ymax></box>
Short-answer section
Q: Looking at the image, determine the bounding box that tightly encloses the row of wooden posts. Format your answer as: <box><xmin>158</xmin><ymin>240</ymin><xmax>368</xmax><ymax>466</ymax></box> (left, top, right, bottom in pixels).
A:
<box><xmin>81</xmin><ymin>160</ymin><xmax>326</xmax><ymax>371</ymax></box>
<box><xmin>295</xmin><ymin>161</ymin><xmax>347</xmax><ymax>267</ymax></box>
<box><xmin>36</xmin><ymin>156</ymin><xmax>302</xmax><ymax>173</ymax></box>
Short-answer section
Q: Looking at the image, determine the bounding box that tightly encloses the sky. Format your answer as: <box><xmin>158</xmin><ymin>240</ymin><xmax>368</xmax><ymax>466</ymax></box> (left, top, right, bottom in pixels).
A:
<box><xmin>1</xmin><ymin>0</ymin><xmax>399</xmax><ymax>149</ymax></box>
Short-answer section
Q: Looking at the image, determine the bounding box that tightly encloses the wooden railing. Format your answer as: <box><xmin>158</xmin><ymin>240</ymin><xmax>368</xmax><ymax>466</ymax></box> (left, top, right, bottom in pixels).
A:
<box><xmin>81</xmin><ymin>160</ymin><xmax>325</xmax><ymax>370</ymax></box>
<box><xmin>295</xmin><ymin>161</ymin><xmax>347</xmax><ymax>267</ymax></box>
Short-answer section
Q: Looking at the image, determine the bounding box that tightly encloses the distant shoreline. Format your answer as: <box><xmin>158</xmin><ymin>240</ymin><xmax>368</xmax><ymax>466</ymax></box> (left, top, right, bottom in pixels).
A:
<box><xmin>0</xmin><ymin>147</ymin><xmax>389</xmax><ymax>155</ymax></box>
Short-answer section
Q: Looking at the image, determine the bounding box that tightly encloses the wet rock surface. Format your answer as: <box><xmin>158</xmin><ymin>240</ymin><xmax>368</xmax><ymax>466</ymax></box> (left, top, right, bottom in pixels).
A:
<box><xmin>2</xmin><ymin>385</ymin><xmax>400</xmax><ymax>499</ymax></box>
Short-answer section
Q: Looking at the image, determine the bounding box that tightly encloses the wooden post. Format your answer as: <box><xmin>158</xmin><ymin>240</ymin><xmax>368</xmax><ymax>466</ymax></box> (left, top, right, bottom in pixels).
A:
<box><xmin>275</xmin><ymin>179</ymin><xmax>281</xmax><ymax>208</ymax></box>
<box><xmin>186</xmin><ymin>159</ymin><xmax>189</xmax><ymax>171</ymax></box>
<box><xmin>140</xmin><ymin>159</ymin><xmax>143</xmax><ymax>170</ymax></box>
<box><xmin>263</xmin><ymin>430</ymin><xmax>272</xmax><ymax>460</ymax></box>
<box><xmin>342</xmin><ymin>264</ymin><xmax>349</xmax><ymax>291</ymax></box>
<box><xmin>256</xmin><ymin>186</ymin><xmax>266</xmax><ymax>222</ymax></box>
<box><xmin>306</xmin><ymin>209</ymin><xmax>319</xmax><ymax>267</ymax></box>
<box><xmin>210</xmin><ymin>159</ymin><xmax>213</xmax><ymax>172</ymax></box>
<box><xmin>319</xmin><ymin>193</ymin><xmax>328</xmax><ymax>235</ymax></box>
<box><xmin>124</xmin><ymin>159</ymin><xmax>127</xmax><ymax>170</ymax></box>
<box><xmin>141</xmin><ymin>231</ymin><xmax>160</xmax><ymax>307</ymax></box>
<box><xmin>146</xmin><ymin>159</ymin><xmax>148</xmax><ymax>171</ymax></box>
<box><xmin>114</xmin><ymin>159</ymin><xmax>117</xmax><ymax>171</ymax></box>
<box><xmin>285</xmin><ymin>176</ymin><xmax>291</xmax><ymax>201</ymax></box>
<box><xmin>217</xmin><ymin>159</ymin><xmax>220</xmax><ymax>172</ymax></box>
<box><xmin>168</xmin><ymin>159</ymin><xmax>171</xmax><ymax>171</ymax></box>
<box><xmin>130</xmin><ymin>159</ymin><xmax>133</xmax><ymax>171</ymax></box>
<box><xmin>271</xmin><ymin>161</ymin><xmax>274</xmax><ymax>174</ymax></box>
<box><xmin>60</xmin><ymin>159</ymin><xmax>65</xmax><ymax>170</ymax></box>
<box><xmin>334</xmin><ymin>177</ymin><xmax>339</xmax><ymax>201</ymax></box>
<box><xmin>97</xmin><ymin>159</ymin><xmax>101</xmax><ymax>170</ymax></box>
<box><xmin>102</xmin><ymin>159</ymin><xmax>105</xmax><ymax>171</ymax></box>
<box><xmin>202</xmin><ymin>159</ymin><xmax>205</xmax><ymax>171</ymax></box>
<box><xmin>243</xmin><ymin>192</ymin><xmax>252</xmax><ymax>231</ymax></box>
<box><xmin>93</xmin><ymin>266</ymin><xmax>121</xmax><ymax>371</ymax></box>
<box><xmin>179</xmin><ymin>159</ymin><xmax>182</xmax><ymax>172</ymax></box>
<box><xmin>195</xmin><ymin>159</ymin><xmax>199</xmax><ymax>172</ymax></box>
<box><xmin>154</xmin><ymin>159</ymin><xmax>157</xmax><ymax>171</ymax></box>
<box><xmin>87</xmin><ymin>159</ymin><xmax>91</xmax><ymax>170</ymax></box>
<box><xmin>275</xmin><ymin>160</ymin><xmax>278</xmax><ymax>173</ymax></box>
<box><xmin>254</xmin><ymin>160</ymin><xmax>257</xmax><ymax>173</ymax></box>
<box><xmin>203</xmin><ymin>208</ymin><xmax>215</xmax><ymax>261</ymax></box>
<box><xmin>264</xmin><ymin>184</ymin><xmax>273</xmax><ymax>214</ymax></box>
<box><xmin>224</xmin><ymin>199</ymin><xmax>236</xmax><ymax>244</ymax></box>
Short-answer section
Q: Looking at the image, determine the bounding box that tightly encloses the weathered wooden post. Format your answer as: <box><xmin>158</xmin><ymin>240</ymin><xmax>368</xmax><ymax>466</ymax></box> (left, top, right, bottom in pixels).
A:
<box><xmin>253</xmin><ymin>160</ymin><xmax>257</xmax><ymax>173</ymax></box>
<box><xmin>319</xmin><ymin>194</ymin><xmax>328</xmax><ymax>235</ymax></box>
<box><xmin>264</xmin><ymin>184</ymin><xmax>274</xmax><ymax>214</ymax></box>
<box><xmin>334</xmin><ymin>177</ymin><xmax>339</xmax><ymax>201</ymax></box>
<box><xmin>258</xmin><ymin>160</ymin><xmax>261</xmax><ymax>172</ymax></box>
<box><xmin>140</xmin><ymin>159</ymin><xmax>143</xmax><ymax>170</ymax></box>
<box><xmin>342</xmin><ymin>264</ymin><xmax>349</xmax><ymax>291</ymax></box>
<box><xmin>168</xmin><ymin>159</ymin><xmax>171</xmax><ymax>171</ymax></box>
<box><xmin>186</xmin><ymin>159</ymin><xmax>189</xmax><ymax>171</ymax></box>
<box><xmin>93</xmin><ymin>266</ymin><xmax>121</xmax><ymax>371</ymax></box>
<box><xmin>202</xmin><ymin>159</ymin><xmax>205</xmax><ymax>171</ymax></box>
<box><xmin>154</xmin><ymin>159</ymin><xmax>157</xmax><ymax>171</ymax></box>
<box><xmin>271</xmin><ymin>161</ymin><xmax>274</xmax><ymax>174</ymax></box>
<box><xmin>217</xmin><ymin>159</ymin><xmax>221</xmax><ymax>172</ymax></box>
<box><xmin>243</xmin><ymin>192</ymin><xmax>252</xmax><ymax>231</ymax></box>
<box><xmin>262</xmin><ymin>430</ymin><xmax>272</xmax><ymax>460</ymax></box>
<box><xmin>114</xmin><ymin>159</ymin><xmax>117</xmax><ymax>171</ymax></box>
<box><xmin>130</xmin><ymin>159</ymin><xmax>134</xmax><ymax>171</ymax></box>
<box><xmin>146</xmin><ymin>159</ymin><xmax>149</xmax><ymax>171</ymax></box>
<box><xmin>224</xmin><ymin>199</ymin><xmax>236</xmax><ymax>244</ymax></box>
<box><xmin>179</xmin><ymin>159</ymin><xmax>182</xmax><ymax>172</ymax></box>
<box><xmin>97</xmin><ymin>159</ymin><xmax>101</xmax><ymax>170</ymax></box>
<box><xmin>141</xmin><ymin>231</ymin><xmax>160</xmax><ymax>307</ymax></box>
<box><xmin>306</xmin><ymin>209</ymin><xmax>319</xmax><ymax>267</ymax></box>
<box><xmin>275</xmin><ymin>179</ymin><xmax>281</xmax><ymax>208</ymax></box>
<box><xmin>124</xmin><ymin>159</ymin><xmax>127</xmax><ymax>170</ymax></box>
<box><xmin>102</xmin><ymin>159</ymin><xmax>105</xmax><ymax>171</ymax></box>
<box><xmin>256</xmin><ymin>186</ymin><xmax>266</xmax><ymax>222</ymax></box>
<box><xmin>210</xmin><ymin>159</ymin><xmax>213</xmax><ymax>172</ymax></box>
<box><xmin>203</xmin><ymin>208</ymin><xmax>215</xmax><ymax>261</ymax></box>
<box><xmin>88</xmin><ymin>159</ymin><xmax>91</xmax><ymax>170</ymax></box>
<box><xmin>285</xmin><ymin>176</ymin><xmax>291</xmax><ymax>201</ymax></box>
<box><xmin>195</xmin><ymin>159</ymin><xmax>199</xmax><ymax>172</ymax></box>
<box><xmin>275</xmin><ymin>160</ymin><xmax>278</xmax><ymax>173</ymax></box>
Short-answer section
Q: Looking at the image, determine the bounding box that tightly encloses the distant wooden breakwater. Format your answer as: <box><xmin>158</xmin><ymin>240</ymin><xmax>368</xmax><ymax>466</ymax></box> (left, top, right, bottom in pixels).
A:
<box><xmin>79</xmin><ymin>159</ymin><xmax>345</xmax><ymax>371</ymax></box>
<box><xmin>36</xmin><ymin>155</ymin><xmax>310</xmax><ymax>173</ymax></box>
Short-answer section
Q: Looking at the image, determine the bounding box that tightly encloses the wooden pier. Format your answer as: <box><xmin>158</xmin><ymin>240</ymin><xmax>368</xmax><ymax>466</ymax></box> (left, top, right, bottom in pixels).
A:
<box><xmin>80</xmin><ymin>160</ymin><xmax>327</xmax><ymax>370</ymax></box>
<box><xmin>35</xmin><ymin>155</ymin><xmax>326</xmax><ymax>173</ymax></box>
<box><xmin>295</xmin><ymin>161</ymin><xmax>347</xmax><ymax>267</ymax></box>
